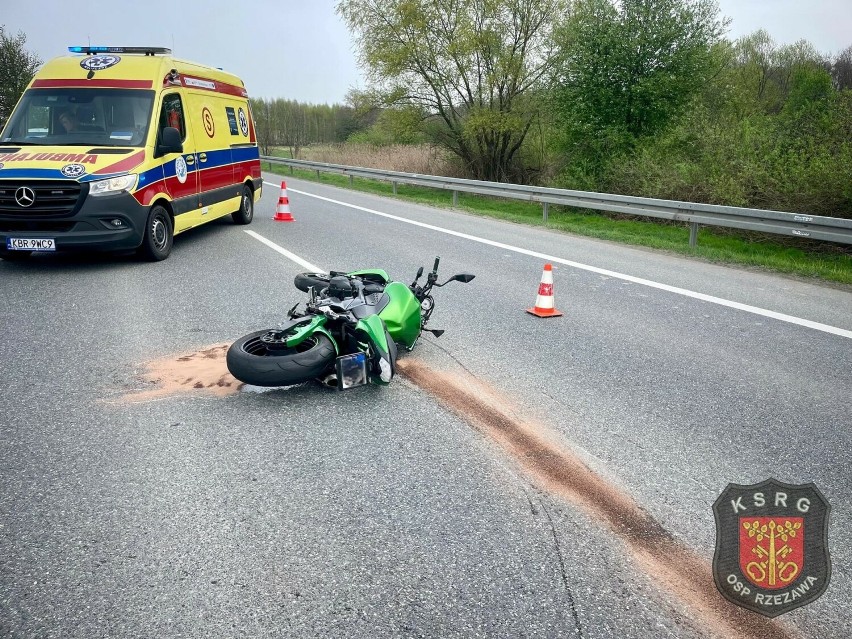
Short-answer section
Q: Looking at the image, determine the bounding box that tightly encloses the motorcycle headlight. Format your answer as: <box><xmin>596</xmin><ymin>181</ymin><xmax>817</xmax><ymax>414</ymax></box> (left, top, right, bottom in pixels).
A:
<box><xmin>89</xmin><ymin>174</ymin><xmax>137</xmax><ymax>197</ymax></box>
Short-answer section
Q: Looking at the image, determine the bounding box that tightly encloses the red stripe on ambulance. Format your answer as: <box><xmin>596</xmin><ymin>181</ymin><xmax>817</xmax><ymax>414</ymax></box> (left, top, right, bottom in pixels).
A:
<box><xmin>32</xmin><ymin>79</ymin><xmax>153</xmax><ymax>89</ymax></box>
<box><xmin>93</xmin><ymin>150</ymin><xmax>146</xmax><ymax>175</ymax></box>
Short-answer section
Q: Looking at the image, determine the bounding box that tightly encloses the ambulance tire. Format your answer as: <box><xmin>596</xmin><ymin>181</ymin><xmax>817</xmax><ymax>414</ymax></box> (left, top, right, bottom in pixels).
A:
<box><xmin>226</xmin><ymin>330</ymin><xmax>336</xmax><ymax>387</ymax></box>
<box><xmin>138</xmin><ymin>205</ymin><xmax>173</xmax><ymax>261</ymax></box>
<box><xmin>0</xmin><ymin>249</ymin><xmax>33</xmax><ymax>261</ymax></box>
<box><xmin>232</xmin><ymin>184</ymin><xmax>254</xmax><ymax>225</ymax></box>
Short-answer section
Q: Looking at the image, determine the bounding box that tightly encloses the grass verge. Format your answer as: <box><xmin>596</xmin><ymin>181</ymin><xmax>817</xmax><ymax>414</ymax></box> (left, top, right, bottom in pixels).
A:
<box><xmin>261</xmin><ymin>161</ymin><xmax>852</xmax><ymax>286</ymax></box>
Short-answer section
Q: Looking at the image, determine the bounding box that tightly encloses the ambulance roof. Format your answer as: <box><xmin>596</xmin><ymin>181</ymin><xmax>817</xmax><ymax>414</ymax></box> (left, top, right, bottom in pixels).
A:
<box><xmin>31</xmin><ymin>48</ymin><xmax>248</xmax><ymax>97</ymax></box>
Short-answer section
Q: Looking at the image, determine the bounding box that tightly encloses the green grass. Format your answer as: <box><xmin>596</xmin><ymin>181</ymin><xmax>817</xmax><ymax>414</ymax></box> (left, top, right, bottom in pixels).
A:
<box><xmin>261</xmin><ymin>161</ymin><xmax>852</xmax><ymax>286</ymax></box>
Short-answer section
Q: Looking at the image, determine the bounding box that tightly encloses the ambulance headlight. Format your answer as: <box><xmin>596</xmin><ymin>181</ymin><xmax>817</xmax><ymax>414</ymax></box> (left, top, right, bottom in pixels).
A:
<box><xmin>89</xmin><ymin>174</ymin><xmax>137</xmax><ymax>197</ymax></box>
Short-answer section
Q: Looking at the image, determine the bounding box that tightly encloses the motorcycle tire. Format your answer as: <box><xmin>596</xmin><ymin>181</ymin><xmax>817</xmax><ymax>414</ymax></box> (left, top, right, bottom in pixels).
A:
<box><xmin>226</xmin><ymin>329</ymin><xmax>336</xmax><ymax>387</ymax></box>
<box><xmin>294</xmin><ymin>272</ymin><xmax>331</xmax><ymax>293</ymax></box>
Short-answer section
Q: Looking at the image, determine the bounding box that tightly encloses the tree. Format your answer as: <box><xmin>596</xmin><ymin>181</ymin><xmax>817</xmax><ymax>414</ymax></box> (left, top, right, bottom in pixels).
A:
<box><xmin>734</xmin><ymin>29</ymin><xmax>776</xmax><ymax>103</ymax></box>
<box><xmin>0</xmin><ymin>27</ymin><xmax>41</xmax><ymax>126</ymax></box>
<box><xmin>250</xmin><ymin>97</ymin><xmax>365</xmax><ymax>157</ymax></box>
<box><xmin>599</xmin><ymin>29</ymin><xmax>852</xmax><ymax>217</ymax></box>
<box><xmin>553</xmin><ymin>0</ymin><xmax>728</xmax><ymax>148</ymax></box>
<box><xmin>772</xmin><ymin>40</ymin><xmax>827</xmax><ymax>102</ymax></box>
<box><xmin>729</xmin><ymin>31</ymin><xmax>831</xmax><ymax>115</ymax></box>
<box><xmin>337</xmin><ymin>0</ymin><xmax>570</xmax><ymax>182</ymax></box>
<box><xmin>832</xmin><ymin>45</ymin><xmax>852</xmax><ymax>91</ymax></box>
<box><xmin>250</xmin><ymin>98</ymin><xmax>276</xmax><ymax>155</ymax></box>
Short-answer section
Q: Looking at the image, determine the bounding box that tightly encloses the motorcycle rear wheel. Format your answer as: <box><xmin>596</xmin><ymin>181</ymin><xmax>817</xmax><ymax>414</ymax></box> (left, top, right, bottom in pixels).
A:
<box><xmin>294</xmin><ymin>272</ymin><xmax>331</xmax><ymax>293</ymax></box>
<box><xmin>226</xmin><ymin>329</ymin><xmax>336</xmax><ymax>387</ymax></box>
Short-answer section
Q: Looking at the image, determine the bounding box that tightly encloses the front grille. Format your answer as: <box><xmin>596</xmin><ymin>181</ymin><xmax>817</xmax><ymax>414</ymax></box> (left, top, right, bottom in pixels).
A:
<box><xmin>0</xmin><ymin>220</ymin><xmax>77</xmax><ymax>233</ymax></box>
<box><xmin>0</xmin><ymin>180</ymin><xmax>85</xmax><ymax>218</ymax></box>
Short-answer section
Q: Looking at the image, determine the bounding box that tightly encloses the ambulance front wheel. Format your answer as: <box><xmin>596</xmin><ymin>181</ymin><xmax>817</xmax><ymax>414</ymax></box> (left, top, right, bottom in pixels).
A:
<box><xmin>138</xmin><ymin>205</ymin><xmax>173</xmax><ymax>261</ymax></box>
<box><xmin>232</xmin><ymin>185</ymin><xmax>254</xmax><ymax>225</ymax></box>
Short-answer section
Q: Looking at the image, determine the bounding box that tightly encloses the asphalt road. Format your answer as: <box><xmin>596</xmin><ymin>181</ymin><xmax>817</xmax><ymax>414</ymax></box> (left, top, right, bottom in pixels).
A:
<box><xmin>1</xmin><ymin>173</ymin><xmax>850</xmax><ymax>638</ymax></box>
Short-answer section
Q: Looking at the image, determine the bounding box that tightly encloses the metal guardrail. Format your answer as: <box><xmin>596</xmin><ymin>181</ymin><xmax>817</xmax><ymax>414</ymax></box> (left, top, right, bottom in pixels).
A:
<box><xmin>261</xmin><ymin>156</ymin><xmax>852</xmax><ymax>247</ymax></box>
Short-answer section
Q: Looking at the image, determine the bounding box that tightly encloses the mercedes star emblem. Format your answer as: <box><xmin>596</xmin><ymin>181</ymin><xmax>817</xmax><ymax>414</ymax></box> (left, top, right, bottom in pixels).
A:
<box><xmin>15</xmin><ymin>186</ymin><xmax>36</xmax><ymax>208</ymax></box>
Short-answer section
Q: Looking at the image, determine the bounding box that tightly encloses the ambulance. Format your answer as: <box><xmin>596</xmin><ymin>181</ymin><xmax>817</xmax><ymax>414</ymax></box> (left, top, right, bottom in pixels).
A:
<box><xmin>0</xmin><ymin>46</ymin><xmax>262</xmax><ymax>261</ymax></box>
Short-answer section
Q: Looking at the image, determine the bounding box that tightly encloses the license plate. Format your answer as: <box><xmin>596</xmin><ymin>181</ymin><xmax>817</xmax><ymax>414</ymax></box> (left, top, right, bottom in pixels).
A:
<box><xmin>6</xmin><ymin>238</ymin><xmax>56</xmax><ymax>251</ymax></box>
<box><xmin>335</xmin><ymin>352</ymin><xmax>368</xmax><ymax>390</ymax></box>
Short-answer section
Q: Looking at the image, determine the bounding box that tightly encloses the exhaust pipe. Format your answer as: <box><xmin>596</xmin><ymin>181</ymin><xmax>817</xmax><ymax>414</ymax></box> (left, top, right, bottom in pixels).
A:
<box><xmin>321</xmin><ymin>373</ymin><xmax>338</xmax><ymax>389</ymax></box>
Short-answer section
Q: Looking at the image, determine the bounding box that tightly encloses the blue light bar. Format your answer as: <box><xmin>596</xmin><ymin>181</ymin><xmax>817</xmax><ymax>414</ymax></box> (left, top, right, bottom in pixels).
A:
<box><xmin>68</xmin><ymin>46</ymin><xmax>171</xmax><ymax>55</ymax></box>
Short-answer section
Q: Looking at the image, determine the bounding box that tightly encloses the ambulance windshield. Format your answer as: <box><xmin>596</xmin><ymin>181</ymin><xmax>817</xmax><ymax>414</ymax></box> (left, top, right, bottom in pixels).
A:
<box><xmin>1</xmin><ymin>88</ymin><xmax>155</xmax><ymax>147</ymax></box>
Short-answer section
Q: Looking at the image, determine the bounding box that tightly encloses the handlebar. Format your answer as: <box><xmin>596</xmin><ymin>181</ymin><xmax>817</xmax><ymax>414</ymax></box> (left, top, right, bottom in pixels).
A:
<box><xmin>427</xmin><ymin>256</ymin><xmax>440</xmax><ymax>286</ymax></box>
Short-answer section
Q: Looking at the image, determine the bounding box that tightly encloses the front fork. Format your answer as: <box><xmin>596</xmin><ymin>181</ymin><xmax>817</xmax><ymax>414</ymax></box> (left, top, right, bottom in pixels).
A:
<box><xmin>353</xmin><ymin>314</ymin><xmax>396</xmax><ymax>384</ymax></box>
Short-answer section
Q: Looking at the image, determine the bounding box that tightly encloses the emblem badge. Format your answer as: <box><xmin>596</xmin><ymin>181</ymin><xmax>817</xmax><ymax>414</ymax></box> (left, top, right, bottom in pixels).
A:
<box><xmin>80</xmin><ymin>55</ymin><xmax>120</xmax><ymax>71</ymax></box>
<box><xmin>61</xmin><ymin>163</ymin><xmax>86</xmax><ymax>178</ymax></box>
<box><xmin>175</xmin><ymin>156</ymin><xmax>188</xmax><ymax>184</ymax></box>
<box><xmin>238</xmin><ymin>108</ymin><xmax>249</xmax><ymax>136</ymax></box>
<box><xmin>202</xmin><ymin>107</ymin><xmax>215</xmax><ymax>138</ymax></box>
<box><xmin>713</xmin><ymin>478</ymin><xmax>831</xmax><ymax>617</ymax></box>
<box><xmin>15</xmin><ymin>186</ymin><xmax>36</xmax><ymax>207</ymax></box>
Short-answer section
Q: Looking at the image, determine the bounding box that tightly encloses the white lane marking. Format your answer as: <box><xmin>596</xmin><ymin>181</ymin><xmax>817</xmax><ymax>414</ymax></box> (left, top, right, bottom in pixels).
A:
<box><xmin>260</xmin><ymin>181</ymin><xmax>852</xmax><ymax>339</ymax></box>
<box><xmin>243</xmin><ymin>230</ymin><xmax>325</xmax><ymax>273</ymax></box>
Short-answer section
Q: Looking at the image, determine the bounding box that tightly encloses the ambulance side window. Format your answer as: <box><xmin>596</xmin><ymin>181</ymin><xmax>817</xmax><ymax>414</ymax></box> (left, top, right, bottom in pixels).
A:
<box><xmin>226</xmin><ymin>107</ymin><xmax>239</xmax><ymax>135</ymax></box>
<box><xmin>159</xmin><ymin>94</ymin><xmax>186</xmax><ymax>140</ymax></box>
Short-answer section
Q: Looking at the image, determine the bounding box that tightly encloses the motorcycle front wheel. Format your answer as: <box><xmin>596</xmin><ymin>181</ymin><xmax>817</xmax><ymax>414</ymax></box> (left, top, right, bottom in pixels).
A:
<box><xmin>226</xmin><ymin>329</ymin><xmax>336</xmax><ymax>387</ymax></box>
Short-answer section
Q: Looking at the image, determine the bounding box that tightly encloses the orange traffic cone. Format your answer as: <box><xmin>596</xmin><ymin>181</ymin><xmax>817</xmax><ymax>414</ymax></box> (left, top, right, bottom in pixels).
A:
<box><xmin>526</xmin><ymin>264</ymin><xmax>563</xmax><ymax>317</ymax></box>
<box><xmin>273</xmin><ymin>181</ymin><xmax>295</xmax><ymax>222</ymax></box>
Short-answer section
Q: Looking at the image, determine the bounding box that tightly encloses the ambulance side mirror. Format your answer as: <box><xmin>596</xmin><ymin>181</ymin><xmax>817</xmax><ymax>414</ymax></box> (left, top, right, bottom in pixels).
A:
<box><xmin>156</xmin><ymin>126</ymin><xmax>183</xmax><ymax>157</ymax></box>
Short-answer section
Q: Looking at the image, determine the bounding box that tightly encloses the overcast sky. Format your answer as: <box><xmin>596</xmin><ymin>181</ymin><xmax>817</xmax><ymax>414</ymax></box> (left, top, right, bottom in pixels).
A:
<box><xmin>3</xmin><ymin>0</ymin><xmax>850</xmax><ymax>105</ymax></box>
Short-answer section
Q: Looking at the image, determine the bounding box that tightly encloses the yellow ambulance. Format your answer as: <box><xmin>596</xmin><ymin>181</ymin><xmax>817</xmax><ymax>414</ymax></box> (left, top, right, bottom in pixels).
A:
<box><xmin>0</xmin><ymin>46</ymin><xmax>262</xmax><ymax>261</ymax></box>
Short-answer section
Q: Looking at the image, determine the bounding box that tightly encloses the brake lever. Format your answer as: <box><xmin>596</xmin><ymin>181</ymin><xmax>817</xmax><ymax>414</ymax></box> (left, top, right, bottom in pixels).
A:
<box><xmin>411</xmin><ymin>266</ymin><xmax>424</xmax><ymax>288</ymax></box>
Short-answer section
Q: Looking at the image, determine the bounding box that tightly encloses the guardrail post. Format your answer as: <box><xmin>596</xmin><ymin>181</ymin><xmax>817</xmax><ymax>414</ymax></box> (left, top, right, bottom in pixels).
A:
<box><xmin>689</xmin><ymin>222</ymin><xmax>699</xmax><ymax>248</ymax></box>
<box><xmin>349</xmin><ymin>175</ymin><xmax>353</xmax><ymax>187</ymax></box>
<box><xmin>543</xmin><ymin>202</ymin><xmax>549</xmax><ymax>222</ymax></box>
<box><xmin>392</xmin><ymin>181</ymin><xmax>397</xmax><ymax>195</ymax></box>
<box><xmin>290</xmin><ymin>165</ymin><xmax>294</xmax><ymax>176</ymax></box>
<box><xmin>316</xmin><ymin>170</ymin><xmax>321</xmax><ymax>180</ymax></box>
<box><xmin>453</xmin><ymin>190</ymin><xmax>458</xmax><ymax>207</ymax></box>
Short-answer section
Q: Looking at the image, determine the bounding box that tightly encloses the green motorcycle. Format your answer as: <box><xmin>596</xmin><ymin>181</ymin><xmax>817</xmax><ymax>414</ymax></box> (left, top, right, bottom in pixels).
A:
<box><xmin>226</xmin><ymin>257</ymin><xmax>475</xmax><ymax>389</ymax></box>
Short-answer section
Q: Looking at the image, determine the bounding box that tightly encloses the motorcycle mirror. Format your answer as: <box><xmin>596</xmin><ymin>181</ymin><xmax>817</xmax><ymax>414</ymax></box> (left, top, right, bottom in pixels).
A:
<box><xmin>437</xmin><ymin>273</ymin><xmax>475</xmax><ymax>286</ymax></box>
<box><xmin>416</xmin><ymin>266</ymin><xmax>424</xmax><ymax>279</ymax></box>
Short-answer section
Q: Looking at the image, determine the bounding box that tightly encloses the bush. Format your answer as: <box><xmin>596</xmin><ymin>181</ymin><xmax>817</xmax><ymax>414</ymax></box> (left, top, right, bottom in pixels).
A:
<box><xmin>300</xmin><ymin>143</ymin><xmax>460</xmax><ymax>177</ymax></box>
<box><xmin>578</xmin><ymin>84</ymin><xmax>852</xmax><ymax>219</ymax></box>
